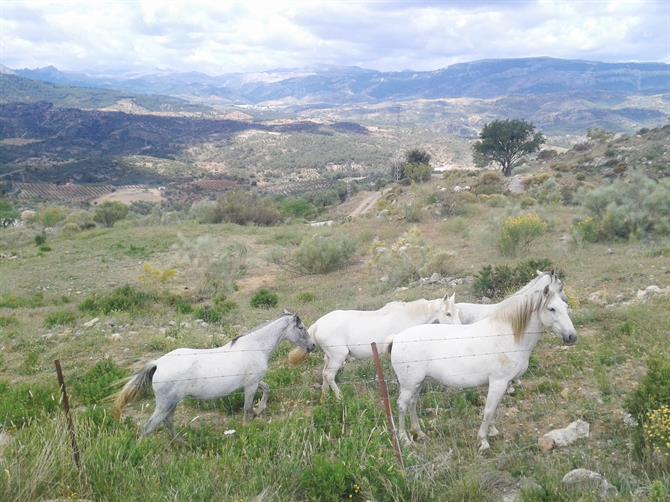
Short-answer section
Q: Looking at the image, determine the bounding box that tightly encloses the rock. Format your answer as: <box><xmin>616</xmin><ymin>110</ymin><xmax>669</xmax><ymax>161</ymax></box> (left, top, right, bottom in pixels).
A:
<box><xmin>168</xmin><ymin>320</ymin><xmax>176</xmax><ymax>326</ymax></box>
<box><xmin>128</xmin><ymin>331</ymin><xmax>139</xmax><ymax>336</ymax></box>
<box><xmin>622</xmin><ymin>411</ymin><xmax>638</xmax><ymax>428</ymax></box>
<box><xmin>636</xmin><ymin>285</ymin><xmax>666</xmax><ymax>301</ymax></box>
<box><xmin>83</xmin><ymin>317</ymin><xmax>99</xmax><ymax>328</ymax></box>
<box><xmin>607</xmin><ymin>248</ymin><xmax>614</xmax><ymax>255</ymax></box>
<box><xmin>427</xmin><ymin>272</ymin><xmax>442</xmax><ymax>284</ymax></box>
<box><xmin>588</xmin><ymin>291</ymin><xmax>607</xmax><ymax>306</ymax></box>
<box><xmin>20</xmin><ymin>209</ymin><xmax>36</xmax><ymax>221</ymax></box>
<box><xmin>158</xmin><ymin>327</ymin><xmax>167</xmax><ymax>335</ymax></box>
<box><xmin>180</xmin><ymin>321</ymin><xmax>190</xmax><ymax>328</ymax></box>
<box><xmin>110</xmin><ymin>333</ymin><xmax>122</xmax><ymax>341</ymax></box>
<box><xmin>541</xmin><ymin>419</ymin><xmax>590</xmax><ymax>449</ymax></box>
<box><xmin>562</xmin><ymin>468</ymin><xmax>617</xmax><ymax>499</ymax></box>
<box><xmin>481</xmin><ymin>296</ymin><xmax>492</xmax><ymax>304</ymax></box>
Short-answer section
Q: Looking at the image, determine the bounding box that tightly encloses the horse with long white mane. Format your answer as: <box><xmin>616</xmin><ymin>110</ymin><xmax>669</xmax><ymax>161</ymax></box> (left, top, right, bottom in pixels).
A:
<box><xmin>311</xmin><ymin>293</ymin><xmax>461</xmax><ymax>401</ymax></box>
<box><xmin>389</xmin><ymin>273</ymin><xmax>576</xmax><ymax>452</ymax></box>
<box><xmin>113</xmin><ymin>311</ymin><xmax>315</xmax><ymax>439</ymax></box>
<box><xmin>457</xmin><ymin>270</ymin><xmax>564</xmax><ymax>324</ymax></box>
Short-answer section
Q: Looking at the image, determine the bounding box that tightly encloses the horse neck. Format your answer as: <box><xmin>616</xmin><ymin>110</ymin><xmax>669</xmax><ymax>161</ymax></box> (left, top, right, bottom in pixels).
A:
<box><xmin>239</xmin><ymin>317</ymin><xmax>288</xmax><ymax>356</ymax></box>
<box><xmin>422</xmin><ymin>299</ymin><xmax>443</xmax><ymax>320</ymax></box>
<box><xmin>520</xmin><ymin>312</ymin><xmax>544</xmax><ymax>352</ymax></box>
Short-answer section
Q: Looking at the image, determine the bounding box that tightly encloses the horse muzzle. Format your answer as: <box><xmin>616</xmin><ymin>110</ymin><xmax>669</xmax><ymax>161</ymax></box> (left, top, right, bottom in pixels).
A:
<box><xmin>562</xmin><ymin>331</ymin><xmax>577</xmax><ymax>345</ymax></box>
<box><xmin>306</xmin><ymin>343</ymin><xmax>317</xmax><ymax>353</ymax></box>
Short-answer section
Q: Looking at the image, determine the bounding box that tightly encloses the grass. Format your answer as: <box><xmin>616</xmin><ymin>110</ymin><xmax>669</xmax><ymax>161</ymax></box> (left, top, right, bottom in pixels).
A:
<box><xmin>0</xmin><ymin>174</ymin><xmax>668</xmax><ymax>500</ymax></box>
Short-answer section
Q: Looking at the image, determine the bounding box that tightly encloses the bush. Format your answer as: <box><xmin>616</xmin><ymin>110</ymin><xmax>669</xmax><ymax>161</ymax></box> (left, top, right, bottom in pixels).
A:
<box><xmin>575</xmin><ymin>173</ymin><xmax>670</xmax><ymax>242</ymax></box>
<box><xmin>402</xmin><ymin>202</ymin><xmax>423</xmax><ymax>222</ymax></box>
<box><xmin>473</xmin><ymin>171</ymin><xmax>506</xmax><ymax>195</ymax></box>
<box><xmin>498</xmin><ymin>213</ymin><xmax>548</xmax><ymax>256</ymax></box>
<box><xmin>44</xmin><ymin>311</ymin><xmax>76</xmax><ymax>328</ymax></box>
<box><xmin>473</xmin><ymin>259</ymin><xmax>561</xmax><ymax>299</ymax></box>
<box><xmin>0</xmin><ymin>198</ymin><xmax>18</xmax><ymax>227</ymax></box>
<box><xmin>79</xmin><ymin>285</ymin><xmax>153</xmax><ymax>314</ymax></box>
<box><xmin>297</xmin><ymin>292</ymin><xmax>316</xmax><ymax>303</ymax></box>
<box><xmin>293</xmin><ymin>235</ymin><xmax>356</xmax><ymax>274</ymax></box>
<box><xmin>71</xmin><ymin>359</ymin><xmax>128</xmax><ymax>405</ymax></box>
<box><xmin>215</xmin><ymin>191</ymin><xmax>282</xmax><ymax>225</ymax></box>
<box><xmin>404</xmin><ymin>162</ymin><xmax>432</xmax><ymax>182</ymax></box>
<box><xmin>280</xmin><ymin>198</ymin><xmax>319</xmax><ymax>220</ymax></box>
<box><xmin>177</xmin><ymin>235</ymin><xmax>247</xmax><ymax>294</ymax></box>
<box><xmin>193</xmin><ymin>306</ymin><xmax>222</xmax><ymax>323</ymax></box>
<box><xmin>250</xmin><ymin>289</ymin><xmax>278</xmax><ymax>309</ymax></box>
<box><xmin>37</xmin><ymin>207</ymin><xmax>66</xmax><ymax>228</ymax></box>
<box><xmin>190</xmin><ymin>199</ymin><xmax>219</xmax><ymax>224</ymax></box>
<box><xmin>34</xmin><ymin>233</ymin><xmax>47</xmax><ymax>246</ymax></box>
<box><xmin>625</xmin><ymin>357</ymin><xmax>670</xmax><ymax>456</ymax></box>
<box><xmin>213</xmin><ymin>294</ymin><xmax>238</xmax><ymax>315</ymax></box>
<box><xmin>0</xmin><ymin>380</ymin><xmax>59</xmax><ymax>428</ymax></box>
<box><xmin>299</xmin><ymin>454</ymin><xmax>361</xmax><ymax>502</ymax></box>
<box><xmin>93</xmin><ymin>201</ymin><xmax>129</xmax><ymax>227</ymax></box>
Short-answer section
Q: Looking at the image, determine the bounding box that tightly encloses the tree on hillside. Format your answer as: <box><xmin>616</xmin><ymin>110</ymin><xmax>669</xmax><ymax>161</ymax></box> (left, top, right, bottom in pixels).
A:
<box><xmin>393</xmin><ymin>148</ymin><xmax>433</xmax><ymax>182</ymax></box>
<box><xmin>93</xmin><ymin>201</ymin><xmax>129</xmax><ymax>227</ymax></box>
<box><xmin>0</xmin><ymin>199</ymin><xmax>19</xmax><ymax>228</ymax></box>
<box><xmin>473</xmin><ymin>119</ymin><xmax>545</xmax><ymax>177</ymax></box>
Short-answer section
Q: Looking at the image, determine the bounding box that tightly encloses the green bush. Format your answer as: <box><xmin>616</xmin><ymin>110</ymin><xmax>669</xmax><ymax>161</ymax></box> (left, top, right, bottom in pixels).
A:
<box><xmin>79</xmin><ymin>285</ymin><xmax>153</xmax><ymax>314</ymax></box>
<box><xmin>280</xmin><ymin>198</ymin><xmax>319</xmax><ymax>220</ymax></box>
<box><xmin>44</xmin><ymin>311</ymin><xmax>76</xmax><ymax>328</ymax></box>
<box><xmin>299</xmin><ymin>454</ymin><xmax>361</xmax><ymax>502</ymax></box>
<box><xmin>34</xmin><ymin>233</ymin><xmax>47</xmax><ymax>246</ymax></box>
<box><xmin>37</xmin><ymin>207</ymin><xmax>66</xmax><ymax>228</ymax></box>
<box><xmin>402</xmin><ymin>202</ymin><xmax>423</xmax><ymax>222</ymax></box>
<box><xmin>93</xmin><ymin>201</ymin><xmax>129</xmax><ymax>228</ymax></box>
<box><xmin>297</xmin><ymin>292</ymin><xmax>316</xmax><ymax>303</ymax></box>
<box><xmin>575</xmin><ymin>173</ymin><xmax>670</xmax><ymax>242</ymax></box>
<box><xmin>71</xmin><ymin>358</ymin><xmax>129</xmax><ymax>405</ymax></box>
<box><xmin>0</xmin><ymin>315</ymin><xmax>18</xmax><ymax>327</ymax></box>
<box><xmin>213</xmin><ymin>294</ymin><xmax>238</xmax><ymax>315</ymax></box>
<box><xmin>293</xmin><ymin>235</ymin><xmax>356</xmax><ymax>274</ymax></box>
<box><xmin>250</xmin><ymin>289</ymin><xmax>279</xmax><ymax>309</ymax></box>
<box><xmin>215</xmin><ymin>191</ymin><xmax>282</xmax><ymax>226</ymax></box>
<box><xmin>404</xmin><ymin>162</ymin><xmax>432</xmax><ymax>182</ymax></box>
<box><xmin>0</xmin><ymin>380</ymin><xmax>59</xmax><ymax>428</ymax></box>
<box><xmin>625</xmin><ymin>357</ymin><xmax>670</xmax><ymax>455</ymax></box>
<box><xmin>498</xmin><ymin>213</ymin><xmax>548</xmax><ymax>256</ymax></box>
<box><xmin>473</xmin><ymin>259</ymin><xmax>561</xmax><ymax>300</ymax></box>
<box><xmin>189</xmin><ymin>199</ymin><xmax>219</xmax><ymax>224</ymax></box>
<box><xmin>473</xmin><ymin>171</ymin><xmax>506</xmax><ymax>195</ymax></box>
<box><xmin>193</xmin><ymin>306</ymin><xmax>222</xmax><ymax>323</ymax></box>
<box><xmin>0</xmin><ymin>198</ymin><xmax>18</xmax><ymax>227</ymax></box>
<box><xmin>0</xmin><ymin>292</ymin><xmax>44</xmax><ymax>309</ymax></box>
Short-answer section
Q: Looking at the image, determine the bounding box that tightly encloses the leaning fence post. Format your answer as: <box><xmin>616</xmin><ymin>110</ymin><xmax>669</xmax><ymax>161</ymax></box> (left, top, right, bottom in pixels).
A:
<box><xmin>370</xmin><ymin>342</ymin><xmax>405</xmax><ymax>471</ymax></box>
<box><xmin>54</xmin><ymin>359</ymin><xmax>82</xmax><ymax>473</ymax></box>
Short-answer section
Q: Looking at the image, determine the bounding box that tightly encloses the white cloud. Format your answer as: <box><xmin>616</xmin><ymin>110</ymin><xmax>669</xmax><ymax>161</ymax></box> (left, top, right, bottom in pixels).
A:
<box><xmin>0</xmin><ymin>0</ymin><xmax>667</xmax><ymax>74</ymax></box>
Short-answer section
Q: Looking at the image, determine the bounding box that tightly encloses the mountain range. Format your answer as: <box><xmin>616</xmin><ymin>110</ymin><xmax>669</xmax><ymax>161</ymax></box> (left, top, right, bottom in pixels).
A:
<box><xmin>6</xmin><ymin>58</ymin><xmax>669</xmax><ymax>105</ymax></box>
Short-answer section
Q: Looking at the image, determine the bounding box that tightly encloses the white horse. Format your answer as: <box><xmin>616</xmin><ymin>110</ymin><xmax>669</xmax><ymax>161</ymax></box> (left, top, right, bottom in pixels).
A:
<box><xmin>311</xmin><ymin>294</ymin><xmax>461</xmax><ymax>401</ymax></box>
<box><xmin>457</xmin><ymin>271</ymin><xmax>564</xmax><ymax>324</ymax></box>
<box><xmin>389</xmin><ymin>274</ymin><xmax>576</xmax><ymax>451</ymax></box>
<box><xmin>113</xmin><ymin>312</ymin><xmax>315</xmax><ymax>439</ymax></box>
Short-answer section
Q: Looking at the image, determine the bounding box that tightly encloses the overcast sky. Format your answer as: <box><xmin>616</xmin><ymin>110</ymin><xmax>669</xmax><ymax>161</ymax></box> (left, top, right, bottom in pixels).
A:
<box><xmin>1</xmin><ymin>0</ymin><xmax>668</xmax><ymax>75</ymax></box>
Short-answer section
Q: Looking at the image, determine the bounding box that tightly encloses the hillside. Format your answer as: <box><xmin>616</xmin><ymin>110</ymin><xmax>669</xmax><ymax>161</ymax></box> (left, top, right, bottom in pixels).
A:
<box><xmin>0</xmin><ymin>74</ymin><xmax>211</xmax><ymax>113</ymax></box>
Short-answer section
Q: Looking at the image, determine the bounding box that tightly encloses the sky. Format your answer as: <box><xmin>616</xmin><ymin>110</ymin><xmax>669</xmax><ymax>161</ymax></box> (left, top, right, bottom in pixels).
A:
<box><xmin>1</xmin><ymin>0</ymin><xmax>668</xmax><ymax>75</ymax></box>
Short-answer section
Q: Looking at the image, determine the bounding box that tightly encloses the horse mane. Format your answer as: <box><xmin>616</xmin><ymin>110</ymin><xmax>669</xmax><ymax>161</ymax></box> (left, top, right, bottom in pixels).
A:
<box><xmin>512</xmin><ymin>272</ymin><xmax>550</xmax><ymax>296</ymax></box>
<box><xmin>230</xmin><ymin>314</ymin><xmax>292</xmax><ymax>346</ymax></box>
<box><xmin>492</xmin><ymin>288</ymin><xmax>546</xmax><ymax>344</ymax></box>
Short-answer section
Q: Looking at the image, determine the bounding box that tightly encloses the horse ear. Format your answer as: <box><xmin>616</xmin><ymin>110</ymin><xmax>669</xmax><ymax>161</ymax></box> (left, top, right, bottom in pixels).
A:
<box><xmin>283</xmin><ymin>309</ymin><xmax>291</xmax><ymax>316</ymax></box>
<box><xmin>543</xmin><ymin>284</ymin><xmax>550</xmax><ymax>296</ymax></box>
<box><xmin>443</xmin><ymin>292</ymin><xmax>449</xmax><ymax>301</ymax></box>
<box><xmin>448</xmin><ymin>292</ymin><xmax>455</xmax><ymax>303</ymax></box>
<box><xmin>536</xmin><ymin>270</ymin><xmax>543</xmax><ymax>276</ymax></box>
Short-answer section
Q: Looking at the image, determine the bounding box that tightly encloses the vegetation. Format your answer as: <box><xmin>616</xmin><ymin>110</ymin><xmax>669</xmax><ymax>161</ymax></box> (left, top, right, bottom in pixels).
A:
<box><xmin>498</xmin><ymin>213</ymin><xmax>548</xmax><ymax>256</ymax></box>
<box><xmin>0</xmin><ymin>198</ymin><xmax>18</xmax><ymax>227</ymax></box>
<box><xmin>93</xmin><ymin>201</ymin><xmax>129</xmax><ymax>228</ymax></box>
<box><xmin>395</xmin><ymin>148</ymin><xmax>433</xmax><ymax>182</ymax></box>
<box><xmin>214</xmin><ymin>191</ymin><xmax>282</xmax><ymax>226</ymax></box>
<box><xmin>473</xmin><ymin>119</ymin><xmax>545</xmax><ymax>176</ymax></box>
<box><xmin>250</xmin><ymin>289</ymin><xmax>279</xmax><ymax>309</ymax></box>
<box><xmin>473</xmin><ymin>259</ymin><xmax>561</xmax><ymax>299</ymax></box>
<box><xmin>293</xmin><ymin>235</ymin><xmax>357</xmax><ymax>274</ymax></box>
<box><xmin>79</xmin><ymin>285</ymin><xmax>154</xmax><ymax>314</ymax></box>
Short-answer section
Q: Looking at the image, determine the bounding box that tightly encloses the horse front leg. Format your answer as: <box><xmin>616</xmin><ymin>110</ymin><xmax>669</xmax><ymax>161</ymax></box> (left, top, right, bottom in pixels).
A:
<box><xmin>243</xmin><ymin>381</ymin><xmax>260</xmax><ymax>423</ymax></box>
<box><xmin>253</xmin><ymin>381</ymin><xmax>270</xmax><ymax>417</ymax></box>
<box><xmin>396</xmin><ymin>387</ymin><xmax>415</xmax><ymax>446</ymax></box>
<box><xmin>478</xmin><ymin>379</ymin><xmax>508</xmax><ymax>453</ymax></box>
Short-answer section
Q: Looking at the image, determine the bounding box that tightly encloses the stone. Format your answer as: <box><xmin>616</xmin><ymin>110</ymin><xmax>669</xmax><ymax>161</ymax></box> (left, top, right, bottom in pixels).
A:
<box><xmin>428</xmin><ymin>272</ymin><xmax>442</xmax><ymax>284</ymax></box>
<box><xmin>83</xmin><ymin>317</ymin><xmax>99</xmax><ymax>328</ymax></box>
<box><xmin>110</xmin><ymin>333</ymin><xmax>122</xmax><ymax>341</ymax></box>
<box><xmin>168</xmin><ymin>320</ymin><xmax>176</xmax><ymax>326</ymax></box>
<box><xmin>588</xmin><ymin>291</ymin><xmax>607</xmax><ymax>306</ymax></box>
<box><xmin>158</xmin><ymin>327</ymin><xmax>167</xmax><ymax>335</ymax></box>
<box><xmin>541</xmin><ymin>419</ymin><xmax>590</xmax><ymax>448</ymax></box>
<box><xmin>481</xmin><ymin>296</ymin><xmax>492</xmax><ymax>304</ymax></box>
<box><xmin>636</xmin><ymin>285</ymin><xmax>666</xmax><ymax>301</ymax></box>
<box><xmin>562</xmin><ymin>468</ymin><xmax>617</xmax><ymax>499</ymax></box>
<box><xmin>538</xmin><ymin>436</ymin><xmax>555</xmax><ymax>452</ymax></box>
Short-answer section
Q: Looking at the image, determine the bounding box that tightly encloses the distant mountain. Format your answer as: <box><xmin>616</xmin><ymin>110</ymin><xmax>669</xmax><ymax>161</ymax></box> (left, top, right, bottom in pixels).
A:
<box><xmin>0</xmin><ymin>73</ymin><xmax>211</xmax><ymax>113</ymax></box>
<box><xmin>13</xmin><ymin>58</ymin><xmax>670</xmax><ymax>104</ymax></box>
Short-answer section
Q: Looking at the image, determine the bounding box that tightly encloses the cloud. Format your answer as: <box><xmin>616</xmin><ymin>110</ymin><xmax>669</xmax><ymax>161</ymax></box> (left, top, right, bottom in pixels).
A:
<box><xmin>0</xmin><ymin>0</ymin><xmax>667</xmax><ymax>74</ymax></box>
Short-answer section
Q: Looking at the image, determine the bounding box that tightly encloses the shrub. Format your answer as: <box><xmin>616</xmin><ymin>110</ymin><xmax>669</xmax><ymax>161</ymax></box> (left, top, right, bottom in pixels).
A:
<box><xmin>575</xmin><ymin>173</ymin><xmax>670</xmax><ymax>242</ymax></box>
<box><xmin>280</xmin><ymin>198</ymin><xmax>319</xmax><ymax>220</ymax></box>
<box><xmin>250</xmin><ymin>289</ymin><xmax>278</xmax><ymax>309</ymax></box>
<box><xmin>293</xmin><ymin>235</ymin><xmax>356</xmax><ymax>274</ymax></box>
<box><xmin>297</xmin><ymin>292</ymin><xmax>316</xmax><ymax>303</ymax></box>
<box><xmin>37</xmin><ymin>207</ymin><xmax>66</xmax><ymax>228</ymax></box>
<box><xmin>0</xmin><ymin>380</ymin><xmax>59</xmax><ymax>428</ymax></box>
<box><xmin>93</xmin><ymin>201</ymin><xmax>129</xmax><ymax>227</ymax></box>
<box><xmin>473</xmin><ymin>259</ymin><xmax>561</xmax><ymax>299</ymax></box>
<box><xmin>215</xmin><ymin>191</ymin><xmax>282</xmax><ymax>225</ymax></box>
<box><xmin>402</xmin><ymin>202</ymin><xmax>423</xmax><ymax>222</ymax></box>
<box><xmin>61</xmin><ymin>222</ymin><xmax>81</xmax><ymax>235</ymax></box>
<box><xmin>34</xmin><ymin>233</ymin><xmax>47</xmax><ymax>246</ymax></box>
<box><xmin>0</xmin><ymin>315</ymin><xmax>18</xmax><ymax>327</ymax></box>
<box><xmin>44</xmin><ymin>311</ymin><xmax>76</xmax><ymax>328</ymax></box>
<box><xmin>139</xmin><ymin>263</ymin><xmax>177</xmax><ymax>291</ymax></box>
<box><xmin>299</xmin><ymin>454</ymin><xmax>361</xmax><ymax>502</ymax></box>
<box><xmin>190</xmin><ymin>199</ymin><xmax>219</xmax><ymax>224</ymax></box>
<box><xmin>193</xmin><ymin>306</ymin><xmax>222</xmax><ymax>323</ymax></box>
<box><xmin>38</xmin><ymin>245</ymin><xmax>51</xmax><ymax>252</ymax></box>
<box><xmin>369</xmin><ymin>228</ymin><xmax>435</xmax><ymax>288</ymax></box>
<box><xmin>644</xmin><ymin>406</ymin><xmax>670</xmax><ymax>462</ymax></box>
<box><xmin>625</xmin><ymin>357</ymin><xmax>670</xmax><ymax>456</ymax></box>
<box><xmin>404</xmin><ymin>162</ymin><xmax>432</xmax><ymax>182</ymax></box>
<box><xmin>71</xmin><ymin>358</ymin><xmax>128</xmax><ymax>405</ymax></box>
<box><xmin>498</xmin><ymin>213</ymin><xmax>548</xmax><ymax>256</ymax></box>
<box><xmin>473</xmin><ymin>171</ymin><xmax>506</xmax><ymax>195</ymax></box>
<box><xmin>213</xmin><ymin>294</ymin><xmax>238</xmax><ymax>315</ymax></box>
<box><xmin>0</xmin><ymin>198</ymin><xmax>18</xmax><ymax>227</ymax></box>
<box><xmin>79</xmin><ymin>285</ymin><xmax>153</xmax><ymax>314</ymax></box>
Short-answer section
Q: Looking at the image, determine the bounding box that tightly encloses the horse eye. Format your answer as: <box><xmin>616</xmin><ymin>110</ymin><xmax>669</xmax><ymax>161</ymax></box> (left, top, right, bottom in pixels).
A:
<box><xmin>446</xmin><ymin>313</ymin><xmax>451</xmax><ymax>316</ymax></box>
<box><xmin>549</xmin><ymin>307</ymin><xmax>556</xmax><ymax>312</ymax></box>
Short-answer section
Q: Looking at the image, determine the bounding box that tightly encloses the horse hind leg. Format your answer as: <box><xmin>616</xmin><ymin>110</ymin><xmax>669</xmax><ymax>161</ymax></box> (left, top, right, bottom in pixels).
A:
<box><xmin>141</xmin><ymin>402</ymin><xmax>174</xmax><ymax>438</ymax></box>
<box><xmin>396</xmin><ymin>387</ymin><xmax>415</xmax><ymax>446</ymax></box>
<box><xmin>162</xmin><ymin>405</ymin><xmax>187</xmax><ymax>445</ymax></box>
<box><xmin>322</xmin><ymin>351</ymin><xmax>346</xmax><ymax>401</ymax></box>
<box><xmin>253</xmin><ymin>381</ymin><xmax>270</xmax><ymax>417</ymax></box>
<box><xmin>243</xmin><ymin>381</ymin><xmax>261</xmax><ymax>423</ymax></box>
<box><xmin>409</xmin><ymin>386</ymin><xmax>427</xmax><ymax>440</ymax></box>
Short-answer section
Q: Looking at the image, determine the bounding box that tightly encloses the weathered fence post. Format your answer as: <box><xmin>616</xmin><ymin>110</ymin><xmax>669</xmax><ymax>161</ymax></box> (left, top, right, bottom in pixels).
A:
<box><xmin>54</xmin><ymin>359</ymin><xmax>81</xmax><ymax>473</ymax></box>
<box><xmin>370</xmin><ymin>342</ymin><xmax>405</xmax><ymax>471</ymax></box>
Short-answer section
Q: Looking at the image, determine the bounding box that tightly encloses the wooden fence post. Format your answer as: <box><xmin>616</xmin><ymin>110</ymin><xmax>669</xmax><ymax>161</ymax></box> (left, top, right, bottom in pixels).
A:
<box><xmin>370</xmin><ymin>342</ymin><xmax>405</xmax><ymax>471</ymax></box>
<box><xmin>54</xmin><ymin>359</ymin><xmax>82</xmax><ymax>473</ymax></box>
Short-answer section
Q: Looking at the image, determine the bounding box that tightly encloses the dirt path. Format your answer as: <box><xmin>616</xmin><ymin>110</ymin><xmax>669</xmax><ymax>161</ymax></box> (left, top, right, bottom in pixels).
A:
<box><xmin>348</xmin><ymin>191</ymin><xmax>382</xmax><ymax>217</ymax></box>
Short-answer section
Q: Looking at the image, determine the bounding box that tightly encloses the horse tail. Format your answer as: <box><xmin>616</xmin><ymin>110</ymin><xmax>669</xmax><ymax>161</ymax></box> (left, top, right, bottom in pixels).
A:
<box><xmin>385</xmin><ymin>334</ymin><xmax>395</xmax><ymax>355</ymax></box>
<box><xmin>308</xmin><ymin>322</ymin><xmax>319</xmax><ymax>347</ymax></box>
<box><xmin>112</xmin><ymin>362</ymin><xmax>157</xmax><ymax>420</ymax></box>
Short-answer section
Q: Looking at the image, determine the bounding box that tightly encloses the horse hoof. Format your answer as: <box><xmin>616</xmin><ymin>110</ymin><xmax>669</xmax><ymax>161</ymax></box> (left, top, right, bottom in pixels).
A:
<box><xmin>478</xmin><ymin>442</ymin><xmax>491</xmax><ymax>454</ymax></box>
<box><xmin>414</xmin><ymin>431</ymin><xmax>428</xmax><ymax>441</ymax></box>
<box><xmin>488</xmin><ymin>426</ymin><xmax>500</xmax><ymax>437</ymax></box>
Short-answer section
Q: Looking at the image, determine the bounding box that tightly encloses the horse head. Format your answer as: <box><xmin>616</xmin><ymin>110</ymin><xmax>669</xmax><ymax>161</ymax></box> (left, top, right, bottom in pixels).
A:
<box><xmin>539</xmin><ymin>278</ymin><xmax>577</xmax><ymax>345</ymax></box>
<box><xmin>432</xmin><ymin>292</ymin><xmax>462</xmax><ymax>325</ymax></box>
<box><xmin>282</xmin><ymin>310</ymin><xmax>316</xmax><ymax>352</ymax></box>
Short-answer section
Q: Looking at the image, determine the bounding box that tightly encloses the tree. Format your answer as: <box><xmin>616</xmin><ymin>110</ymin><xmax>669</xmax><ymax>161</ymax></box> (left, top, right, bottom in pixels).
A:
<box><xmin>473</xmin><ymin>119</ymin><xmax>545</xmax><ymax>177</ymax></box>
<box><xmin>392</xmin><ymin>148</ymin><xmax>433</xmax><ymax>182</ymax></box>
<box><xmin>93</xmin><ymin>201</ymin><xmax>129</xmax><ymax>227</ymax></box>
<box><xmin>0</xmin><ymin>199</ymin><xmax>19</xmax><ymax>228</ymax></box>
